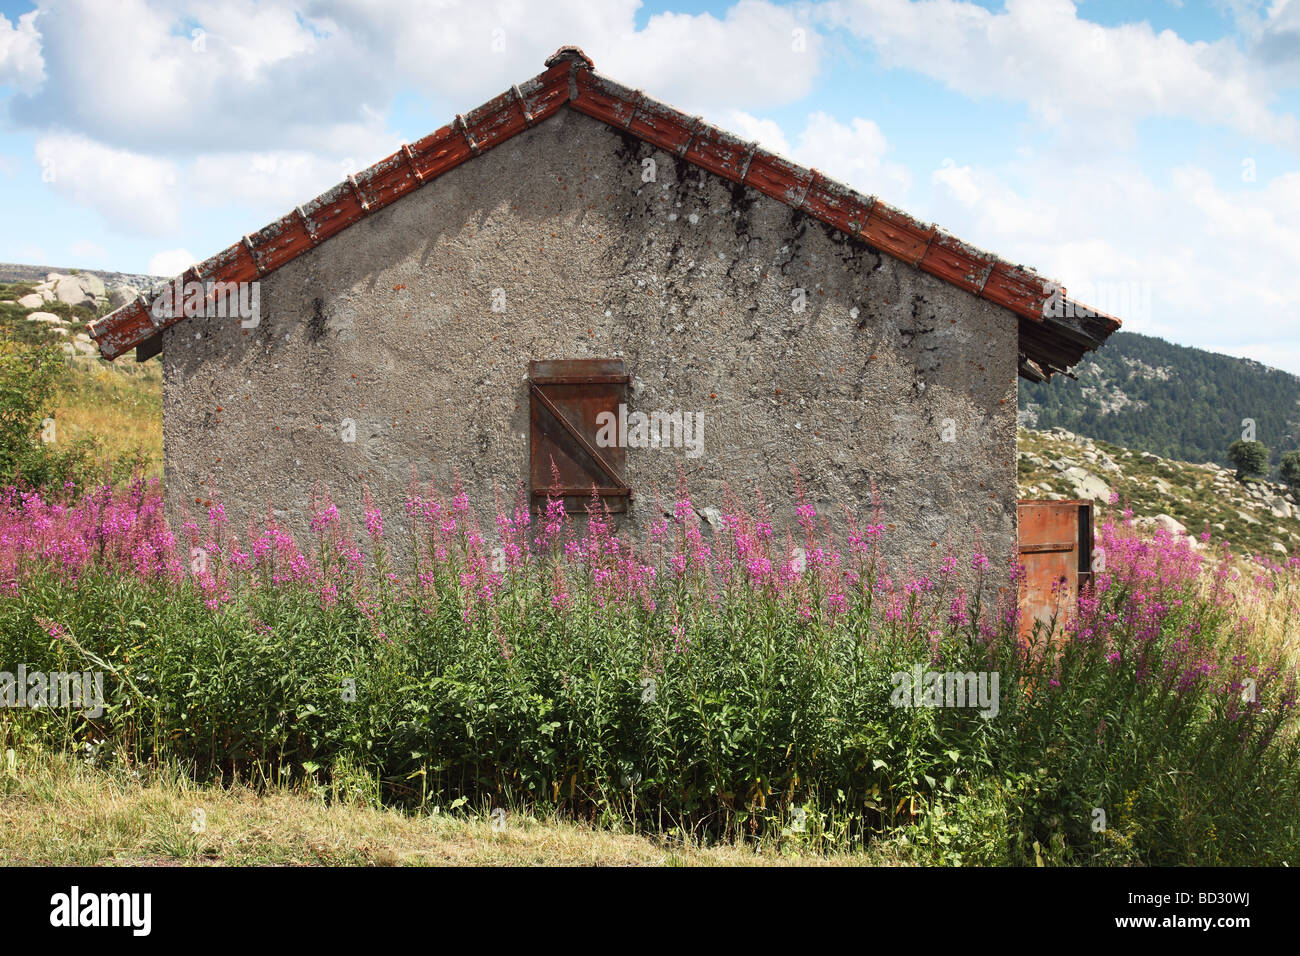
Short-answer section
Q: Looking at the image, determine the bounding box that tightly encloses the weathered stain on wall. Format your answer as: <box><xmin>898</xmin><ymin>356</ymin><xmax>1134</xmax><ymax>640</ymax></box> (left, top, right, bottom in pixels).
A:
<box><xmin>163</xmin><ymin>108</ymin><xmax>1018</xmax><ymax>590</ymax></box>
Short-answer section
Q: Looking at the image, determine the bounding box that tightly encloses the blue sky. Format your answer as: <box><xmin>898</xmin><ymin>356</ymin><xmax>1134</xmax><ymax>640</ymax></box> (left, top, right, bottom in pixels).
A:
<box><xmin>2</xmin><ymin>0</ymin><xmax>1300</xmax><ymax>373</ymax></box>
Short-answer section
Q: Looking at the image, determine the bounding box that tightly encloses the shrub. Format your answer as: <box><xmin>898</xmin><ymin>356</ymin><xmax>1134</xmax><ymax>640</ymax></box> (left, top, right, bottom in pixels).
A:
<box><xmin>1</xmin><ymin>479</ymin><xmax>1298</xmax><ymax>862</ymax></box>
<box><xmin>1281</xmin><ymin>450</ymin><xmax>1300</xmax><ymax>491</ymax></box>
<box><xmin>1228</xmin><ymin>439</ymin><xmax>1270</xmax><ymax>480</ymax></box>
<box><xmin>0</xmin><ymin>332</ymin><xmax>98</xmax><ymax>493</ymax></box>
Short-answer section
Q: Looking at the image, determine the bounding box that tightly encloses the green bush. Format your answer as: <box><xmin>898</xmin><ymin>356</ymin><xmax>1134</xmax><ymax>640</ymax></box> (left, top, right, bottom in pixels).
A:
<box><xmin>2</xmin><ymin>557</ymin><xmax>1297</xmax><ymax>862</ymax></box>
<box><xmin>0</xmin><ymin>332</ymin><xmax>97</xmax><ymax>493</ymax></box>
<box><xmin>1281</xmin><ymin>451</ymin><xmax>1300</xmax><ymax>491</ymax></box>
<box><xmin>1228</xmin><ymin>439</ymin><xmax>1270</xmax><ymax>480</ymax></box>
<box><xmin>2</xmin><ymin>486</ymin><xmax>1298</xmax><ymax>863</ymax></box>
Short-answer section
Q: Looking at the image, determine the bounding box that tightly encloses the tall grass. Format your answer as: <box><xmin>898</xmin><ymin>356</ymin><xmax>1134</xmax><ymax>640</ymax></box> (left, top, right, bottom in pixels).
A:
<box><xmin>1</xmin><ymin>477</ymin><xmax>1297</xmax><ymax>863</ymax></box>
<box><xmin>52</xmin><ymin>360</ymin><xmax>162</xmax><ymax>477</ymax></box>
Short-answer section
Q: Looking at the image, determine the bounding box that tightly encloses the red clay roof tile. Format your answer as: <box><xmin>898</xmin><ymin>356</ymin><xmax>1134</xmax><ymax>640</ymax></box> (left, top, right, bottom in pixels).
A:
<box><xmin>89</xmin><ymin>45</ymin><xmax>1119</xmax><ymax>378</ymax></box>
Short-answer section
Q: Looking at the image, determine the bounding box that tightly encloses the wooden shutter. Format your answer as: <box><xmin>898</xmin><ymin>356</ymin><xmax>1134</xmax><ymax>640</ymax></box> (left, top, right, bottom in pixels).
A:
<box><xmin>1016</xmin><ymin>499</ymin><xmax>1093</xmax><ymax>640</ymax></box>
<box><xmin>529</xmin><ymin>358</ymin><xmax>632</xmax><ymax>513</ymax></box>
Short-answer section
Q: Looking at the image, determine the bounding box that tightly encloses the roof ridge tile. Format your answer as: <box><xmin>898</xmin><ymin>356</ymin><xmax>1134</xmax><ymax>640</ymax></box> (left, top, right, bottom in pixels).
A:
<box><xmin>89</xmin><ymin>44</ymin><xmax>1119</xmax><ymax>379</ymax></box>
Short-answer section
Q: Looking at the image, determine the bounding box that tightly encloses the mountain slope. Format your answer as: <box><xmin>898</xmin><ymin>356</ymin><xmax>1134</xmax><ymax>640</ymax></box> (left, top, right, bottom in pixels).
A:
<box><xmin>1019</xmin><ymin>331</ymin><xmax>1300</xmax><ymax>473</ymax></box>
<box><xmin>1018</xmin><ymin>425</ymin><xmax>1298</xmax><ymax>558</ymax></box>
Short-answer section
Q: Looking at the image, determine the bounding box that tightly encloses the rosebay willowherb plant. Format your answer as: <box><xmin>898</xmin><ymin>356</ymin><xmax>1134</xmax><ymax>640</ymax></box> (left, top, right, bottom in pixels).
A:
<box><xmin>0</xmin><ymin>473</ymin><xmax>1297</xmax><ymax>863</ymax></box>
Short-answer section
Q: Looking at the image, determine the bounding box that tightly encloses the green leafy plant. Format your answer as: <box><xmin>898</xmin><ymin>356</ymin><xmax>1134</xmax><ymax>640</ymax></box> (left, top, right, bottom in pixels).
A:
<box><xmin>2</xmin><ymin>483</ymin><xmax>1298</xmax><ymax>863</ymax></box>
<box><xmin>0</xmin><ymin>332</ymin><xmax>98</xmax><ymax>493</ymax></box>
<box><xmin>1228</xmin><ymin>439</ymin><xmax>1270</xmax><ymax>480</ymax></box>
<box><xmin>1281</xmin><ymin>450</ymin><xmax>1300</xmax><ymax>491</ymax></box>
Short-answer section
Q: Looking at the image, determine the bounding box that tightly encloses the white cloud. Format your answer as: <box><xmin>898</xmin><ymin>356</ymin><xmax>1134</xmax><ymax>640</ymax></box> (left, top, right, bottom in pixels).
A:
<box><xmin>2</xmin><ymin>0</ymin><xmax>829</xmax><ymax>252</ymax></box>
<box><xmin>926</xmin><ymin>150</ymin><xmax>1300</xmax><ymax>371</ymax></box>
<box><xmin>797</xmin><ymin>111</ymin><xmax>911</xmax><ymax>196</ymax></box>
<box><xmin>821</xmin><ymin>0</ymin><xmax>1300</xmax><ymax>150</ymax></box>
<box><xmin>147</xmin><ymin>248</ymin><xmax>197</xmax><ymax>276</ymax></box>
<box><xmin>187</xmin><ymin>150</ymin><xmax>380</xmax><ymax>212</ymax></box>
<box><xmin>931</xmin><ymin>159</ymin><xmax>1060</xmax><ymax>243</ymax></box>
<box><xmin>718</xmin><ymin>110</ymin><xmax>794</xmax><ymax>153</ymax></box>
<box><xmin>8</xmin><ymin>0</ymin><xmax>386</xmax><ymax>156</ymax></box>
<box><xmin>7</xmin><ymin>0</ymin><xmax>825</xmax><ymax>158</ymax></box>
<box><xmin>722</xmin><ymin>108</ymin><xmax>912</xmax><ymax>198</ymax></box>
<box><xmin>4</xmin><ymin>0</ymin><xmax>1298</xmax><ymax>376</ymax></box>
<box><xmin>34</xmin><ymin>134</ymin><xmax>182</xmax><ymax>235</ymax></box>
<box><xmin>589</xmin><ymin>0</ymin><xmax>824</xmax><ymax>113</ymax></box>
<box><xmin>316</xmin><ymin>0</ymin><xmax>822</xmax><ymax>116</ymax></box>
<box><xmin>0</xmin><ymin>11</ymin><xmax>43</xmax><ymax>91</ymax></box>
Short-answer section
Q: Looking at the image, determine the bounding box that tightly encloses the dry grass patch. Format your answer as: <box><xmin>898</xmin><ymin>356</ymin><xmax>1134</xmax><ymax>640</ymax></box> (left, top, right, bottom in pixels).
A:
<box><xmin>52</xmin><ymin>358</ymin><xmax>162</xmax><ymax>477</ymax></box>
<box><xmin>0</xmin><ymin>750</ymin><xmax>889</xmax><ymax>867</ymax></box>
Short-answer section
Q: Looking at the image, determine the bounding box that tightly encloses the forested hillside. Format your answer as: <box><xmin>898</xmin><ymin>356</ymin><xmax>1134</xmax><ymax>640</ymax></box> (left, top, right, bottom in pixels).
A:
<box><xmin>1019</xmin><ymin>331</ymin><xmax>1300</xmax><ymax>472</ymax></box>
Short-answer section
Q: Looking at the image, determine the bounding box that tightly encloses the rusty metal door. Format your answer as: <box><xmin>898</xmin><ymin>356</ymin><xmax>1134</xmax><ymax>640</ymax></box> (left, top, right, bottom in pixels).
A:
<box><xmin>1017</xmin><ymin>499</ymin><xmax>1093</xmax><ymax>640</ymax></box>
<box><xmin>529</xmin><ymin>358</ymin><xmax>632</xmax><ymax>513</ymax></box>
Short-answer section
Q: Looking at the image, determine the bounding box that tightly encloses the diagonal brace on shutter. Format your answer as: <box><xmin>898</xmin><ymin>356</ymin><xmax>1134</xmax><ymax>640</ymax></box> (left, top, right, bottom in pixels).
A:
<box><xmin>529</xmin><ymin>382</ymin><xmax>629</xmax><ymax>492</ymax></box>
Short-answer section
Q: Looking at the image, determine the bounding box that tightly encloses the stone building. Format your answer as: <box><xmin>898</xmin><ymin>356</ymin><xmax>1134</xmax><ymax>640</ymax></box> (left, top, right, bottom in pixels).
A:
<box><xmin>90</xmin><ymin>47</ymin><xmax>1119</xmax><ymax>590</ymax></box>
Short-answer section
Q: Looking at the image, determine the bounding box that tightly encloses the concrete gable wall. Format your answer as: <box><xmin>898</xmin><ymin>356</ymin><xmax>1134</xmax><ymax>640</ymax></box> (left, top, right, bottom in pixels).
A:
<box><xmin>163</xmin><ymin>107</ymin><xmax>1017</xmax><ymax>587</ymax></box>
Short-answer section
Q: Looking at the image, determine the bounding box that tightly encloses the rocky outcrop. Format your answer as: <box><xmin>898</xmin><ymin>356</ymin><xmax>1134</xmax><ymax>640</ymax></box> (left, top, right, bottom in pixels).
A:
<box><xmin>0</xmin><ymin>266</ymin><xmax>163</xmax><ymax>358</ymax></box>
<box><xmin>1018</xmin><ymin>426</ymin><xmax>1299</xmax><ymax>559</ymax></box>
<box><xmin>49</xmin><ymin>273</ymin><xmax>105</xmax><ymax>307</ymax></box>
<box><xmin>1</xmin><ymin>264</ymin><xmax>160</xmax><ymax>316</ymax></box>
<box><xmin>20</xmin><ymin>271</ymin><xmax>121</xmax><ymax>311</ymax></box>
<box><xmin>26</xmin><ymin>311</ymin><xmax>69</xmax><ymax>330</ymax></box>
<box><xmin>1062</xmin><ymin>465</ymin><xmax>1111</xmax><ymax>502</ymax></box>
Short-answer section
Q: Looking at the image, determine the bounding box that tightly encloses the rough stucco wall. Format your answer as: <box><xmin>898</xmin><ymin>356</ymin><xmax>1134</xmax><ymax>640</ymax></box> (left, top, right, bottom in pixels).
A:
<box><xmin>163</xmin><ymin>107</ymin><xmax>1018</xmax><ymax>592</ymax></box>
